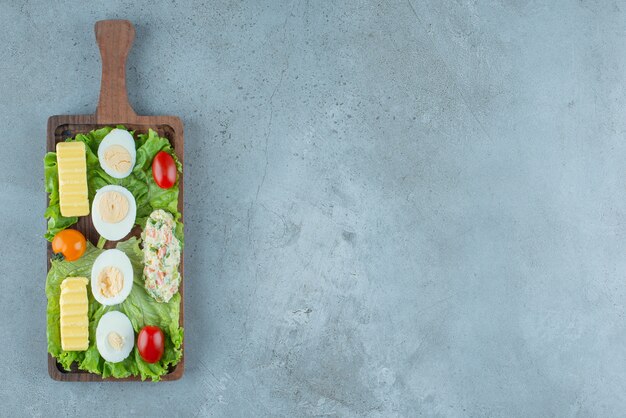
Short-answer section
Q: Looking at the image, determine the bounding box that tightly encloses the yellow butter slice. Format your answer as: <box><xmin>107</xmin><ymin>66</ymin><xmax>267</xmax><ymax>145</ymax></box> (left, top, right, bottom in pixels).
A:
<box><xmin>59</xmin><ymin>277</ymin><xmax>89</xmax><ymax>351</ymax></box>
<box><xmin>56</xmin><ymin>142</ymin><xmax>89</xmax><ymax>217</ymax></box>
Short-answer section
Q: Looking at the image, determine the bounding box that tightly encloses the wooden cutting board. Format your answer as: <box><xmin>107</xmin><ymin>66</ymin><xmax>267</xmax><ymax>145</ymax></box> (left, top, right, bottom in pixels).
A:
<box><xmin>47</xmin><ymin>20</ymin><xmax>185</xmax><ymax>381</ymax></box>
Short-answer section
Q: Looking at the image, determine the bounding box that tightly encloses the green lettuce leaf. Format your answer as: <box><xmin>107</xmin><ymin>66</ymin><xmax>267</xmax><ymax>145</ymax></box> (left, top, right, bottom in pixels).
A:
<box><xmin>133</xmin><ymin>129</ymin><xmax>184</xmax><ymax>244</ymax></box>
<box><xmin>44</xmin><ymin>152</ymin><xmax>77</xmax><ymax>240</ymax></box>
<box><xmin>46</xmin><ymin>238</ymin><xmax>183</xmax><ymax>381</ymax></box>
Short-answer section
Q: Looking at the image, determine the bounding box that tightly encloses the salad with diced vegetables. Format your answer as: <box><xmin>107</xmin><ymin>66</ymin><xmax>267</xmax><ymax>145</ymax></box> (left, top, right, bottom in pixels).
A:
<box><xmin>142</xmin><ymin>210</ymin><xmax>182</xmax><ymax>303</ymax></box>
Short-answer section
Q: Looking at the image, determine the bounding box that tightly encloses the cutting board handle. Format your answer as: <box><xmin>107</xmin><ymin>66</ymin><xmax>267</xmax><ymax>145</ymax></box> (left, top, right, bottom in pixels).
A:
<box><xmin>95</xmin><ymin>20</ymin><xmax>137</xmax><ymax>123</ymax></box>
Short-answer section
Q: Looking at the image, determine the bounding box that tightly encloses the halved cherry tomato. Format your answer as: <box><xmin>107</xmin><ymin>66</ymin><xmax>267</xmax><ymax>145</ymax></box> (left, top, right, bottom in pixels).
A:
<box><xmin>51</xmin><ymin>229</ymin><xmax>87</xmax><ymax>261</ymax></box>
<box><xmin>137</xmin><ymin>325</ymin><xmax>165</xmax><ymax>363</ymax></box>
<box><xmin>152</xmin><ymin>151</ymin><xmax>177</xmax><ymax>189</ymax></box>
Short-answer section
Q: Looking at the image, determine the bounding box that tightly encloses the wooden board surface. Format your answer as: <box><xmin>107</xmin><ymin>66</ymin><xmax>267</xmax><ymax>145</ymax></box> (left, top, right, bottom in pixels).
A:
<box><xmin>46</xmin><ymin>20</ymin><xmax>185</xmax><ymax>382</ymax></box>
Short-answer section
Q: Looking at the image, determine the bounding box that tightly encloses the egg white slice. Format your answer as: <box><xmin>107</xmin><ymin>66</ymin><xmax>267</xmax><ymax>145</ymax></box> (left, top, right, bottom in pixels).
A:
<box><xmin>91</xmin><ymin>249</ymin><xmax>134</xmax><ymax>306</ymax></box>
<box><xmin>92</xmin><ymin>185</ymin><xmax>137</xmax><ymax>241</ymax></box>
<box><xmin>98</xmin><ymin>128</ymin><xmax>136</xmax><ymax>179</ymax></box>
<box><xmin>96</xmin><ymin>311</ymin><xmax>135</xmax><ymax>363</ymax></box>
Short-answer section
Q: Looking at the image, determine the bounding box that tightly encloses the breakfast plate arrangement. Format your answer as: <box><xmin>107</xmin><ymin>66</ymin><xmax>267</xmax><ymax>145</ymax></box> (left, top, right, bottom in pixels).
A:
<box><xmin>45</xmin><ymin>20</ymin><xmax>185</xmax><ymax>381</ymax></box>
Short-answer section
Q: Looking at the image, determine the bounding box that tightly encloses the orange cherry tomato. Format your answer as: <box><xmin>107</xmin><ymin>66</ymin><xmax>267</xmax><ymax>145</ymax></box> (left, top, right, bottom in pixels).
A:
<box><xmin>52</xmin><ymin>229</ymin><xmax>87</xmax><ymax>261</ymax></box>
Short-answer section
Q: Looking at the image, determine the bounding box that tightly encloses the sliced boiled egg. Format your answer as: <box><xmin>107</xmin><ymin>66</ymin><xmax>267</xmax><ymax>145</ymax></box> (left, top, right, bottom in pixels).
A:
<box><xmin>96</xmin><ymin>311</ymin><xmax>135</xmax><ymax>363</ymax></box>
<box><xmin>92</xmin><ymin>185</ymin><xmax>137</xmax><ymax>241</ymax></box>
<box><xmin>91</xmin><ymin>249</ymin><xmax>134</xmax><ymax>306</ymax></box>
<box><xmin>98</xmin><ymin>129</ymin><xmax>136</xmax><ymax>179</ymax></box>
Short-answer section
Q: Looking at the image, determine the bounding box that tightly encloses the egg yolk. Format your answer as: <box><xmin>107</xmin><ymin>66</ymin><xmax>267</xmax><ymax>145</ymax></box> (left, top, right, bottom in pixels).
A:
<box><xmin>103</xmin><ymin>145</ymin><xmax>132</xmax><ymax>174</ymax></box>
<box><xmin>99</xmin><ymin>191</ymin><xmax>129</xmax><ymax>223</ymax></box>
<box><xmin>107</xmin><ymin>331</ymin><xmax>124</xmax><ymax>350</ymax></box>
<box><xmin>98</xmin><ymin>266</ymin><xmax>124</xmax><ymax>298</ymax></box>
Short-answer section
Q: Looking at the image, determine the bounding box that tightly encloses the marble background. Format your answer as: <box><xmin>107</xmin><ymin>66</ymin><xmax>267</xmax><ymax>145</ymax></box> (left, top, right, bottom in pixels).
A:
<box><xmin>1</xmin><ymin>1</ymin><xmax>626</xmax><ymax>416</ymax></box>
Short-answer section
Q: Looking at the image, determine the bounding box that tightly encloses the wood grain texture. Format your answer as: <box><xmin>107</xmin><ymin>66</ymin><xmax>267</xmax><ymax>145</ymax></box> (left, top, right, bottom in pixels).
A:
<box><xmin>46</xmin><ymin>20</ymin><xmax>185</xmax><ymax>382</ymax></box>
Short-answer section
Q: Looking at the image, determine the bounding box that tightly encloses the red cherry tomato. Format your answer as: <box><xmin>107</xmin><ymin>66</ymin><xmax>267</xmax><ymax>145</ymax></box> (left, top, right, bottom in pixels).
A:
<box><xmin>152</xmin><ymin>151</ymin><xmax>177</xmax><ymax>189</ymax></box>
<box><xmin>137</xmin><ymin>326</ymin><xmax>165</xmax><ymax>363</ymax></box>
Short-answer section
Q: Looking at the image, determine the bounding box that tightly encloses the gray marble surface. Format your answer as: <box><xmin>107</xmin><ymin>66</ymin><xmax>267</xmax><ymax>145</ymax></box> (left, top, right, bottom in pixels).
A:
<box><xmin>1</xmin><ymin>1</ymin><xmax>626</xmax><ymax>416</ymax></box>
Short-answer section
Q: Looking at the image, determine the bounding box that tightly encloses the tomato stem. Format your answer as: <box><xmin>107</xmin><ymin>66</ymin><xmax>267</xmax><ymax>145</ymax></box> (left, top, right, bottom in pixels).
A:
<box><xmin>51</xmin><ymin>253</ymin><xmax>64</xmax><ymax>262</ymax></box>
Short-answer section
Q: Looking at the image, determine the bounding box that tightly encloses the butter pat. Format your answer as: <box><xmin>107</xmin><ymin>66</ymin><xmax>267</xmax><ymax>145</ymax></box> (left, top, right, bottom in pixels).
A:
<box><xmin>57</xmin><ymin>142</ymin><xmax>89</xmax><ymax>217</ymax></box>
<box><xmin>60</xmin><ymin>277</ymin><xmax>89</xmax><ymax>351</ymax></box>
